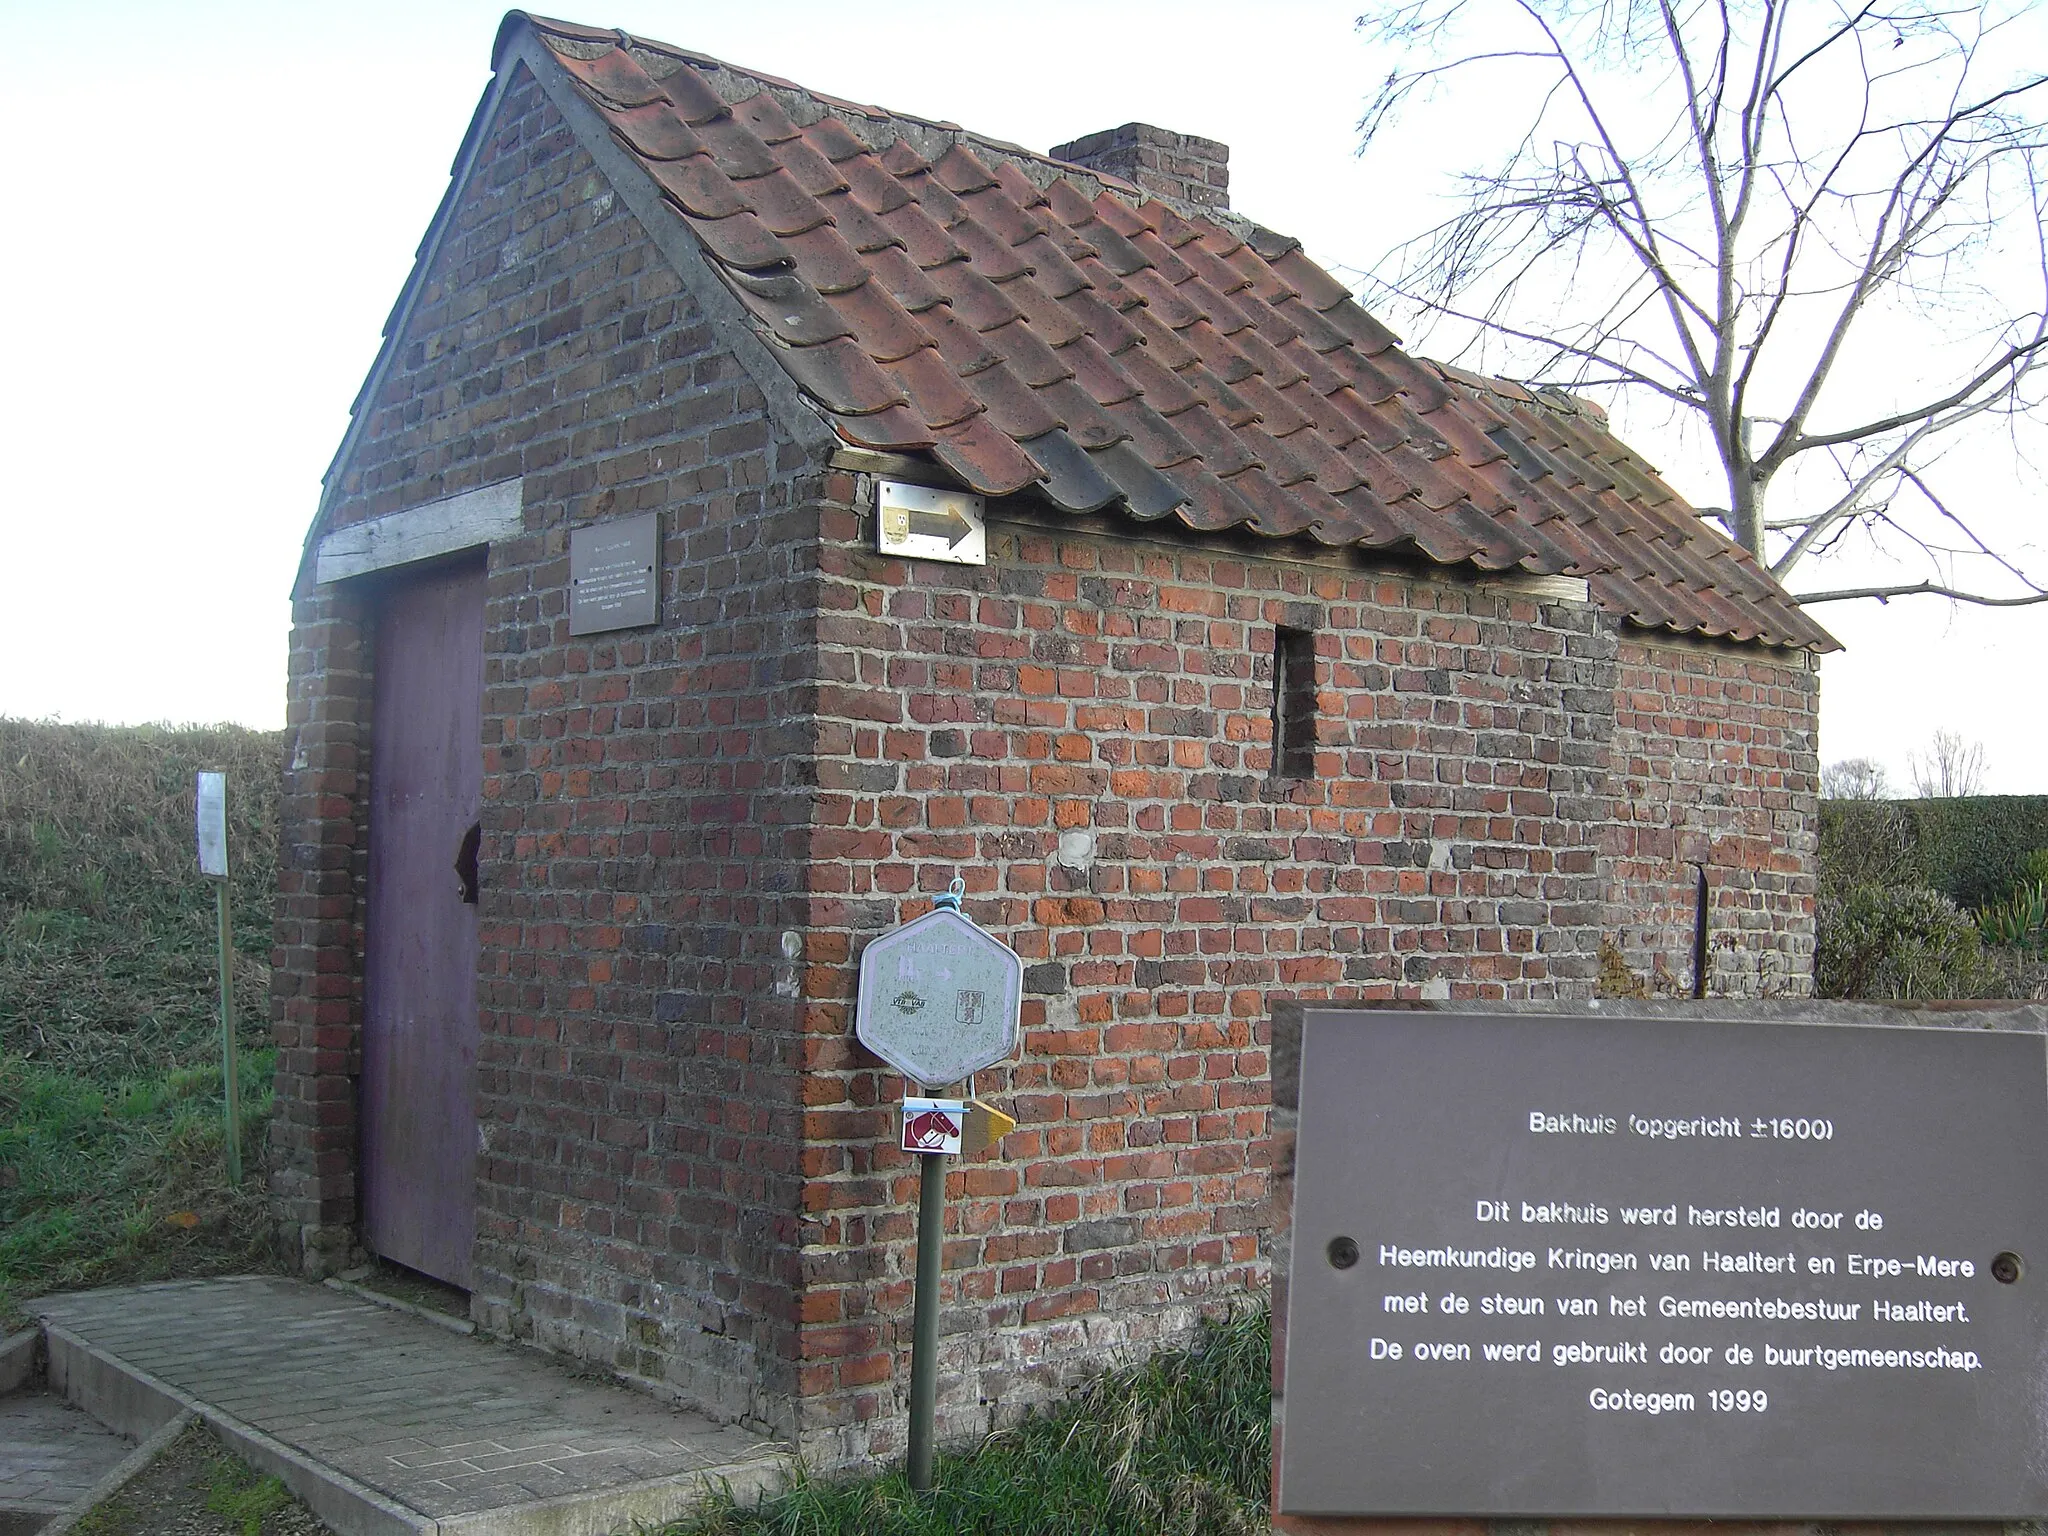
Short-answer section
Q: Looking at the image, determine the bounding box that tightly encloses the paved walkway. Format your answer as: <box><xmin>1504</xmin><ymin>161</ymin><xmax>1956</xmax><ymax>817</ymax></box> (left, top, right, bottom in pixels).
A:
<box><xmin>0</xmin><ymin>1391</ymin><xmax>132</xmax><ymax>1527</ymax></box>
<box><xmin>32</xmin><ymin>1276</ymin><xmax>789</xmax><ymax>1535</ymax></box>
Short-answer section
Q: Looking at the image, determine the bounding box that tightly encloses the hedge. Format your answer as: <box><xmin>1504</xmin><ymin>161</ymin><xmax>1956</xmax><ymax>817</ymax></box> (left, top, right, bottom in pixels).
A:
<box><xmin>1819</xmin><ymin>795</ymin><xmax>2048</xmax><ymax>910</ymax></box>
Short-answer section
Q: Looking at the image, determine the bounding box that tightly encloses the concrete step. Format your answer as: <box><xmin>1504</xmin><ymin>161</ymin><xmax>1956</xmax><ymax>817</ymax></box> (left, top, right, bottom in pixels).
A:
<box><xmin>0</xmin><ymin>1389</ymin><xmax>136</xmax><ymax>1535</ymax></box>
<box><xmin>29</xmin><ymin>1277</ymin><xmax>793</xmax><ymax>1536</ymax></box>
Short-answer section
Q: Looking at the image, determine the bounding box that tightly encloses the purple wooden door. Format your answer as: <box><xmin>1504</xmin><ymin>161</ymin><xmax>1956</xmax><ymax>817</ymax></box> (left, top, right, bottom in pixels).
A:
<box><xmin>362</xmin><ymin>558</ymin><xmax>485</xmax><ymax>1288</ymax></box>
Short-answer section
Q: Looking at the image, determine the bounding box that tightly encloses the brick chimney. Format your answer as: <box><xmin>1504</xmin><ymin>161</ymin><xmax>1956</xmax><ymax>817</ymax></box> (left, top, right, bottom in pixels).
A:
<box><xmin>1049</xmin><ymin>123</ymin><xmax>1228</xmax><ymax>212</ymax></box>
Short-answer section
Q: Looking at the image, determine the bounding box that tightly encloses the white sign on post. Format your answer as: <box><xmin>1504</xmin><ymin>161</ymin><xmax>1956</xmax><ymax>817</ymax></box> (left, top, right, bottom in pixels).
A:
<box><xmin>195</xmin><ymin>772</ymin><xmax>228</xmax><ymax>878</ymax></box>
<box><xmin>856</xmin><ymin>908</ymin><xmax>1022</xmax><ymax>1088</ymax></box>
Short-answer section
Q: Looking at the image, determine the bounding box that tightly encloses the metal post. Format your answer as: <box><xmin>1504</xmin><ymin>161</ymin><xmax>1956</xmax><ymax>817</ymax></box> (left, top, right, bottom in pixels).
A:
<box><xmin>907</xmin><ymin>1148</ymin><xmax>946</xmax><ymax>1491</ymax></box>
<box><xmin>215</xmin><ymin>878</ymin><xmax>242</xmax><ymax>1186</ymax></box>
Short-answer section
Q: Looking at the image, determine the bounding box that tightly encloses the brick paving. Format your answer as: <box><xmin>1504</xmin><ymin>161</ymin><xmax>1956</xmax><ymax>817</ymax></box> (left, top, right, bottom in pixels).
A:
<box><xmin>0</xmin><ymin>1390</ymin><xmax>132</xmax><ymax>1520</ymax></box>
<box><xmin>32</xmin><ymin>1276</ymin><xmax>788</xmax><ymax>1522</ymax></box>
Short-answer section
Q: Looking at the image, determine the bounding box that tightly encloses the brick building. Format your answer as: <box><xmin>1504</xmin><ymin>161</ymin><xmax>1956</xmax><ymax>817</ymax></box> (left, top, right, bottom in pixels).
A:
<box><xmin>272</xmin><ymin>11</ymin><xmax>1836</xmax><ymax>1468</ymax></box>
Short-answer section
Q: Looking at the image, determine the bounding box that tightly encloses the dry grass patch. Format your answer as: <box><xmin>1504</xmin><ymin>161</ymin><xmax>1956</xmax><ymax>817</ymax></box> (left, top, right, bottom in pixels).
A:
<box><xmin>0</xmin><ymin>719</ymin><xmax>286</xmax><ymax>1321</ymax></box>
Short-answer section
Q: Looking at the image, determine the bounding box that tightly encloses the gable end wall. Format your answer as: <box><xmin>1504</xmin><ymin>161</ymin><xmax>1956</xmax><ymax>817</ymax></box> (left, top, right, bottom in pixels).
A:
<box><xmin>272</xmin><ymin>63</ymin><xmax>829</xmax><ymax>1436</ymax></box>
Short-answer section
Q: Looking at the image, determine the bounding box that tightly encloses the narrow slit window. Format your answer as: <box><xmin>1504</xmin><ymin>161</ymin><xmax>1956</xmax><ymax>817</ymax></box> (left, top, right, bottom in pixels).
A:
<box><xmin>1273</xmin><ymin>625</ymin><xmax>1317</xmax><ymax>779</ymax></box>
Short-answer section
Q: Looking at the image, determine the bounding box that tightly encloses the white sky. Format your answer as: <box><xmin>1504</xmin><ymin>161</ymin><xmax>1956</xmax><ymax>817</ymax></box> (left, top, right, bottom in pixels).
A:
<box><xmin>0</xmin><ymin>0</ymin><xmax>2041</xmax><ymax>789</ymax></box>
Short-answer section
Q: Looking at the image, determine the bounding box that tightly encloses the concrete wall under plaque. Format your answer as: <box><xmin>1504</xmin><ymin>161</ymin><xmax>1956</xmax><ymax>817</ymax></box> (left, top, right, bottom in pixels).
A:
<box><xmin>1268</xmin><ymin>999</ymin><xmax>2048</xmax><ymax>1533</ymax></box>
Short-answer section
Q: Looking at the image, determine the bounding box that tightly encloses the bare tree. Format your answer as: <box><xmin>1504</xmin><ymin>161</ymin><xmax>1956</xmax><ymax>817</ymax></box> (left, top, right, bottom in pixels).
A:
<box><xmin>1909</xmin><ymin>728</ymin><xmax>1990</xmax><ymax>794</ymax></box>
<box><xmin>1357</xmin><ymin>0</ymin><xmax>2048</xmax><ymax>608</ymax></box>
<box><xmin>1821</xmin><ymin>756</ymin><xmax>1893</xmax><ymax>797</ymax></box>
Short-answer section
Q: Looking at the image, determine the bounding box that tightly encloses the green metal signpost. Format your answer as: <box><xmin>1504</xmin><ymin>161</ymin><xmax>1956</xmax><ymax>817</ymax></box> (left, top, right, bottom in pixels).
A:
<box><xmin>856</xmin><ymin>881</ymin><xmax>1023</xmax><ymax>1492</ymax></box>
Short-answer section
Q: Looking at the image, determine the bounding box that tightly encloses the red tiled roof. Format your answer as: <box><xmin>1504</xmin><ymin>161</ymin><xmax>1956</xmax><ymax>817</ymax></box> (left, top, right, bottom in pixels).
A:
<box><xmin>519</xmin><ymin>15</ymin><xmax>1836</xmax><ymax>651</ymax></box>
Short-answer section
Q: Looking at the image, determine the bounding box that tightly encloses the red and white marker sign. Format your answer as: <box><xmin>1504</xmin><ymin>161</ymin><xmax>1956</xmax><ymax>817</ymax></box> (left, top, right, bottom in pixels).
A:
<box><xmin>902</xmin><ymin>1096</ymin><xmax>965</xmax><ymax>1155</ymax></box>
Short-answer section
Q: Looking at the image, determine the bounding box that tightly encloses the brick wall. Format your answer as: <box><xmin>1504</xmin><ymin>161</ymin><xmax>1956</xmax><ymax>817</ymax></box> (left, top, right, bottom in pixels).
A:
<box><xmin>271</xmin><ymin>586</ymin><xmax>372</xmax><ymax>1274</ymax></box>
<box><xmin>274</xmin><ymin>64</ymin><xmax>827</xmax><ymax>1437</ymax></box>
<box><xmin>784</xmin><ymin>495</ymin><xmax>1633</xmax><ymax>1465</ymax></box>
<box><xmin>1604</xmin><ymin>636</ymin><xmax>1820</xmax><ymax>998</ymax></box>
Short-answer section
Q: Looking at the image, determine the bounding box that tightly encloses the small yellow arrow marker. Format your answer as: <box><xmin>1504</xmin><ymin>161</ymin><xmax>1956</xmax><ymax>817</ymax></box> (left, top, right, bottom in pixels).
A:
<box><xmin>961</xmin><ymin>1098</ymin><xmax>1016</xmax><ymax>1156</ymax></box>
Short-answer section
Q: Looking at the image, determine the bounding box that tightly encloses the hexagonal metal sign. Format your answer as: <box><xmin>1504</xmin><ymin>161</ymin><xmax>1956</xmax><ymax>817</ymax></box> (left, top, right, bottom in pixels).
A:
<box><xmin>856</xmin><ymin>909</ymin><xmax>1021</xmax><ymax>1088</ymax></box>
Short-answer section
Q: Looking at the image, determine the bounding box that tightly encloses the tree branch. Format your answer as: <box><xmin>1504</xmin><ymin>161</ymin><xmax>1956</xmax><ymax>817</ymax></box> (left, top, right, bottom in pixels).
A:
<box><xmin>1793</xmin><ymin>580</ymin><xmax>2048</xmax><ymax>606</ymax></box>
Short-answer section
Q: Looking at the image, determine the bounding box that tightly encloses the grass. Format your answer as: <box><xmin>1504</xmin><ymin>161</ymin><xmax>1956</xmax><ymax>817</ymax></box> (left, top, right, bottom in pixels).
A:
<box><xmin>0</xmin><ymin>718</ymin><xmax>287</xmax><ymax>1323</ymax></box>
<box><xmin>67</xmin><ymin>1419</ymin><xmax>325</xmax><ymax>1536</ymax></box>
<box><xmin>205</xmin><ymin>1450</ymin><xmax>296</xmax><ymax>1535</ymax></box>
<box><xmin>663</xmin><ymin>1303</ymin><xmax>1272</xmax><ymax>1536</ymax></box>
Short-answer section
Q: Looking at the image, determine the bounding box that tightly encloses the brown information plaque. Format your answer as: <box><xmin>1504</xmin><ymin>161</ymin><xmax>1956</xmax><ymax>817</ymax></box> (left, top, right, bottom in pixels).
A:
<box><xmin>569</xmin><ymin>513</ymin><xmax>659</xmax><ymax>636</ymax></box>
<box><xmin>1280</xmin><ymin>1010</ymin><xmax>2048</xmax><ymax>1519</ymax></box>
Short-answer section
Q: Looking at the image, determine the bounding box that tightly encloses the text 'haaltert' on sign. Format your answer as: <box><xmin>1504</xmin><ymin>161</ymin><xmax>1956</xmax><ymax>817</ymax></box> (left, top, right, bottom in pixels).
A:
<box><xmin>1279</xmin><ymin>1009</ymin><xmax>2048</xmax><ymax>1521</ymax></box>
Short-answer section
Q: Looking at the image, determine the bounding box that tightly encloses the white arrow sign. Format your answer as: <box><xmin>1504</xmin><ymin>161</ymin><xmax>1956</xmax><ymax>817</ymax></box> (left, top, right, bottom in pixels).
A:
<box><xmin>875</xmin><ymin>479</ymin><xmax>986</xmax><ymax>567</ymax></box>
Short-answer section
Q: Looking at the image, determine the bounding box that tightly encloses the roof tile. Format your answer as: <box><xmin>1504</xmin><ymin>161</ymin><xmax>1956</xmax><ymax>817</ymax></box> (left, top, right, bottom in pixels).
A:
<box><xmin>731</xmin><ymin>89</ymin><xmax>802</xmax><ymax>145</ymax></box>
<box><xmin>967</xmin><ymin>316</ymin><xmax>1063</xmax><ymax>390</ymax></box>
<box><xmin>773</xmin><ymin>137</ymin><xmax>852</xmax><ymax>200</ymax></box>
<box><xmin>814</xmin><ymin>281</ymin><xmax>928</xmax><ymax>364</ymax></box>
<box><xmin>929</xmin><ymin>412</ymin><xmax>1044</xmax><ymax>495</ymax></box>
<box><xmin>607</xmin><ymin>101</ymin><xmax>706</xmax><ymax>161</ymax></box>
<box><xmin>1021</xmin><ymin>429</ymin><xmax>1122</xmax><ymax>512</ymax></box>
<box><xmin>948</xmin><ymin>216</ymin><xmax>1034</xmax><ymax>282</ymax></box>
<box><xmin>741</xmin><ymin>167</ymin><xmax>836</xmax><ymax>237</ymax></box>
<box><xmin>549</xmin><ymin>42</ymin><xmax>668</xmax><ymax>108</ymax></box>
<box><xmin>651</xmin><ymin>60</ymin><xmax>732</xmax><ymax>125</ymax></box>
<box><xmin>931</xmin><ymin>144</ymin><xmax>1000</xmax><ymax>196</ymax></box>
<box><xmin>882</xmin><ymin>345</ymin><xmax>984</xmax><ymax>430</ymax></box>
<box><xmin>799</xmin><ymin>113</ymin><xmax>870</xmax><ymax>164</ymax></box>
<box><xmin>646</xmin><ymin>155</ymin><xmax>747</xmax><ymax>220</ymax></box>
<box><xmin>773</xmin><ymin>335</ymin><xmax>911</xmax><ymax>415</ymax></box>
<box><xmin>728</xmin><ymin>268</ymin><xmax>857</xmax><ymax>347</ymax></box>
<box><xmin>1085</xmin><ymin>440</ymin><xmax>1190</xmax><ymax>518</ymax></box>
<box><xmin>835</xmin><ymin>401</ymin><xmax>935</xmax><ymax>452</ymax></box>
<box><xmin>1032</xmin><ymin>375</ymin><xmax>1132</xmax><ymax>450</ymax></box>
<box><xmin>778</xmin><ymin>223</ymin><xmax>874</xmax><ymax>294</ymax></box>
<box><xmin>836</xmin><ymin>150</ymin><xmax>917</xmax><ymax>216</ymax></box>
<box><xmin>691</xmin><ymin>209</ymin><xmax>792</xmax><ymax>271</ymax></box>
<box><xmin>917</xmin><ymin>259</ymin><xmax>1024</xmax><ymax>333</ymax></box>
<box><xmin>962</xmin><ymin>362</ymin><xmax>1065</xmax><ymax>441</ymax></box>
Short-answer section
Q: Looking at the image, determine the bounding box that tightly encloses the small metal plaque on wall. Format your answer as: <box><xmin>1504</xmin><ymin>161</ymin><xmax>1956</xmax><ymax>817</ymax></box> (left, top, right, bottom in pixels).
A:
<box><xmin>569</xmin><ymin>512</ymin><xmax>659</xmax><ymax>636</ymax></box>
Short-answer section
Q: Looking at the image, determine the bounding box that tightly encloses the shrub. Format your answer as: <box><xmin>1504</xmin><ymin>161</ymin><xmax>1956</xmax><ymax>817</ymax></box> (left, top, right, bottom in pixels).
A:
<box><xmin>1979</xmin><ymin>881</ymin><xmax>2048</xmax><ymax>950</ymax></box>
<box><xmin>1817</xmin><ymin>797</ymin><xmax>2048</xmax><ymax>911</ymax></box>
<box><xmin>1815</xmin><ymin>884</ymin><xmax>1995</xmax><ymax>1000</ymax></box>
<box><xmin>1815</xmin><ymin>799</ymin><xmax>1917</xmax><ymax>895</ymax></box>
